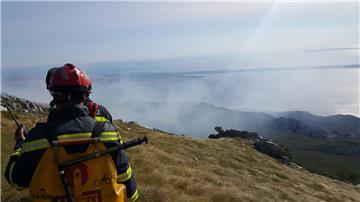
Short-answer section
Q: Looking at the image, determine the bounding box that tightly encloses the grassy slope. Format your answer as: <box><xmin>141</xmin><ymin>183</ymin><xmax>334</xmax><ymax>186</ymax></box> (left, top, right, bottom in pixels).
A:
<box><xmin>1</xmin><ymin>112</ymin><xmax>360</xmax><ymax>202</ymax></box>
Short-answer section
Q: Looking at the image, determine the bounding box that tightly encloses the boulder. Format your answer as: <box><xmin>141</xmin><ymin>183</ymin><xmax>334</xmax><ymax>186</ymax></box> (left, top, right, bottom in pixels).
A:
<box><xmin>209</xmin><ymin>127</ymin><xmax>262</xmax><ymax>140</ymax></box>
<box><xmin>253</xmin><ymin>139</ymin><xmax>291</xmax><ymax>163</ymax></box>
<box><xmin>214</xmin><ymin>126</ymin><xmax>225</xmax><ymax>134</ymax></box>
<box><xmin>209</xmin><ymin>126</ymin><xmax>291</xmax><ymax>163</ymax></box>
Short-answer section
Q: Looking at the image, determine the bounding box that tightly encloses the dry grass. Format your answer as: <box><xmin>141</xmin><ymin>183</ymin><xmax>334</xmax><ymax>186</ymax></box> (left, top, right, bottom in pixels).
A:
<box><xmin>117</xmin><ymin>121</ymin><xmax>360</xmax><ymax>202</ymax></box>
<box><xmin>1</xmin><ymin>113</ymin><xmax>360</xmax><ymax>201</ymax></box>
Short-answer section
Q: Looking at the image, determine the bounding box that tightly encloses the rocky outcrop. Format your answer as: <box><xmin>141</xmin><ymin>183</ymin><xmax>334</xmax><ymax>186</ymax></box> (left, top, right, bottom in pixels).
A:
<box><xmin>209</xmin><ymin>126</ymin><xmax>292</xmax><ymax>163</ymax></box>
<box><xmin>253</xmin><ymin>139</ymin><xmax>291</xmax><ymax>163</ymax></box>
<box><xmin>1</xmin><ymin>93</ymin><xmax>49</xmax><ymax>113</ymax></box>
<box><xmin>209</xmin><ymin>126</ymin><xmax>262</xmax><ymax>140</ymax></box>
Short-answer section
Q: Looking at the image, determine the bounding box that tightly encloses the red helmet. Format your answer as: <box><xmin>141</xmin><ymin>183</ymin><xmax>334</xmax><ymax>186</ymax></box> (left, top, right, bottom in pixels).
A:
<box><xmin>48</xmin><ymin>63</ymin><xmax>92</xmax><ymax>93</ymax></box>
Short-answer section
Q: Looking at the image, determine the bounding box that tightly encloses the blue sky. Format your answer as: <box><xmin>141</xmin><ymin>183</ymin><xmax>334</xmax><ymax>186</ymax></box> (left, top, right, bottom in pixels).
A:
<box><xmin>2</xmin><ymin>1</ymin><xmax>359</xmax><ymax>69</ymax></box>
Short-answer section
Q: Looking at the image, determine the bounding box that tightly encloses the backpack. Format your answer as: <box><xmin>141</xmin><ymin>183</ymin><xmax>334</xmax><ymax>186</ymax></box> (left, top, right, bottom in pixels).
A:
<box><xmin>29</xmin><ymin>122</ymin><xmax>126</xmax><ymax>202</ymax></box>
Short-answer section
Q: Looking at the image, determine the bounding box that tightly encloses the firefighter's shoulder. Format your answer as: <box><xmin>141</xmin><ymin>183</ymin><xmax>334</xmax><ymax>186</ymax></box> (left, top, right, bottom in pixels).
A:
<box><xmin>25</xmin><ymin>122</ymin><xmax>48</xmax><ymax>141</ymax></box>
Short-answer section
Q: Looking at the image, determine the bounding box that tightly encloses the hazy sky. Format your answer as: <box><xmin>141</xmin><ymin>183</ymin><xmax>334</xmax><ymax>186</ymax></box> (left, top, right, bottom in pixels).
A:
<box><xmin>2</xmin><ymin>1</ymin><xmax>359</xmax><ymax>69</ymax></box>
<box><xmin>1</xmin><ymin>1</ymin><xmax>359</xmax><ymax>119</ymax></box>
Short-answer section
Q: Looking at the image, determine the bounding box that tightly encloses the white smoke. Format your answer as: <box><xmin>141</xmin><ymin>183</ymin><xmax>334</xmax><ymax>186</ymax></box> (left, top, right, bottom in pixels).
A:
<box><xmin>2</xmin><ymin>61</ymin><xmax>359</xmax><ymax>137</ymax></box>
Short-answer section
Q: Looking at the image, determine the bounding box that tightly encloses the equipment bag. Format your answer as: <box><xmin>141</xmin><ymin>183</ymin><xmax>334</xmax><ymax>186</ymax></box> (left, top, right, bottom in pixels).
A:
<box><xmin>28</xmin><ymin>121</ymin><xmax>126</xmax><ymax>202</ymax></box>
<box><xmin>29</xmin><ymin>141</ymin><xmax>126</xmax><ymax>202</ymax></box>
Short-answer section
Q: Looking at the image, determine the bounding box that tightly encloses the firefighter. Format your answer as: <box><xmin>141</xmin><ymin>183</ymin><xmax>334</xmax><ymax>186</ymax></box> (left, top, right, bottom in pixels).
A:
<box><xmin>5</xmin><ymin>64</ymin><xmax>138</xmax><ymax>201</ymax></box>
<box><xmin>46</xmin><ymin>64</ymin><xmax>113</xmax><ymax>122</ymax></box>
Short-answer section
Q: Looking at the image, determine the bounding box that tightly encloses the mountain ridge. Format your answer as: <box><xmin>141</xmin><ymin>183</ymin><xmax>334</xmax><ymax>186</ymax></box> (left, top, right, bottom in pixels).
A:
<box><xmin>115</xmin><ymin>100</ymin><xmax>359</xmax><ymax>139</ymax></box>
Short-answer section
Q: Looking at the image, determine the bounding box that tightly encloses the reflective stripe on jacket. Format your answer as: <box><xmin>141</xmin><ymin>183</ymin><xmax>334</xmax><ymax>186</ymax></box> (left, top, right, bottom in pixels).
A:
<box><xmin>18</xmin><ymin>132</ymin><xmax>122</xmax><ymax>154</ymax></box>
<box><xmin>85</xmin><ymin>99</ymin><xmax>113</xmax><ymax>123</ymax></box>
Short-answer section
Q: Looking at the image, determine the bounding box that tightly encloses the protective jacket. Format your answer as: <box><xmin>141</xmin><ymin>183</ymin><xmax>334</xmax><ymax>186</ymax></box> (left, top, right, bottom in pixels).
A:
<box><xmin>84</xmin><ymin>99</ymin><xmax>113</xmax><ymax>122</ymax></box>
<box><xmin>5</xmin><ymin>104</ymin><xmax>138</xmax><ymax>201</ymax></box>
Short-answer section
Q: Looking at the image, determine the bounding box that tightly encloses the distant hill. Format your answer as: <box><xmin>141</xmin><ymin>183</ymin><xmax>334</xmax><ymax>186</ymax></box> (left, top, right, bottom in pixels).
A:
<box><xmin>1</xmin><ymin>107</ymin><xmax>360</xmax><ymax>201</ymax></box>
<box><xmin>116</xmin><ymin>101</ymin><xmax>360</xmax><ymax>139</ymax></box>
<box><xmin>269</xmin><ymin>111</ymin><xmax>360</xmax><ymax>139</ymax></box>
